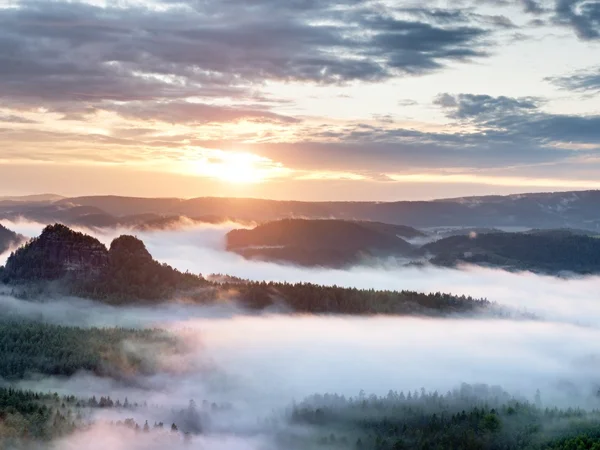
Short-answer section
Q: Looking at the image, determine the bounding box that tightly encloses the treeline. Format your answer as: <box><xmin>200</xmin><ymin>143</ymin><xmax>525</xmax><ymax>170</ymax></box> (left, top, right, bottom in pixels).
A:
<box><xmin>0</xmin><ymin>387</ymin><xmax>194</xmax><ymax>443</ymax></box>
<box><xmin>77</xmin><ymin>234</ymin><xmax>205</xmax><ymax>301</ymax></box>
<box><xmin>189</xmin><ymin>280</ymin><xmax>492</xmax><ymax>316</ymax></box>
<box><xmin>0</xmin><ymin>224</ymin><xmax>494</xmax><ymax>316</ymax></box>
<box><xmin>0</xmin><ymin>321</ymin><xmax>176</xmax><ymax>379</ymax></box>
<box><xmin>0</xmin><ymin>387</ymin><xmax>75</xmax><ymax>440</ymax></box>
<box><xmin>425</xmin><ymin>232</ymin><xmax>600</xmax><ymax>274</ymax></box>
<box><xmin>288</xmin><ymin>384</ymin><xmax>600</xmax><ymax>450</ymax></box>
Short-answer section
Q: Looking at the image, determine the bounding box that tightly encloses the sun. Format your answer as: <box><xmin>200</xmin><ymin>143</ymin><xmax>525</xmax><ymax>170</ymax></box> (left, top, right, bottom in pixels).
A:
<box><xmin>210</xmin><ymin>153</ymin><xmax>265</xmax><ymax>184</ymax></box>
<box><xmin>185</xmin><ymin>149</ymin><xmax>288</xmax><ymax>184</ymax></box>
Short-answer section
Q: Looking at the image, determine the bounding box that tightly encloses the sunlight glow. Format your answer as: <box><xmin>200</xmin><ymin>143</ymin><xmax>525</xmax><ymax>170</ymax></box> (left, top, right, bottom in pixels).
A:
<box><xmin>183</xmin><ymin>149</ymin><xmax>291</xmax><ymax>184</ymax></box>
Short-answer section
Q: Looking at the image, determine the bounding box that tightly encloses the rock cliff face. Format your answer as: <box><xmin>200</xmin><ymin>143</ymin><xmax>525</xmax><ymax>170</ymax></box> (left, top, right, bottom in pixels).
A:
<box><xmin>2</xmin><ymin>224</ymin><xmax>109</xmax><ymax>282</ymax></box>
<box><xmin>109</xmin><ymin>235</ymin><xmax>153</xmax><ymax>263</ymax></box>
<box><xmin>0</xmin><ymin>224</ymin><xmax>204</xmax><ymax>300</ymax></box>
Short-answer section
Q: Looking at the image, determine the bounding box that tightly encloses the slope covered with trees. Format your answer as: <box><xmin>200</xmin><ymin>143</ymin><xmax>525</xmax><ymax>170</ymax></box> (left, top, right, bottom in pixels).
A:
<box><xmin>227</xmin><ymin>219</ymin><xmax>419</xmax><ymax>267</ymax></box>
<box><xmin>0</xmin><ymin>321</ymin><xmax>176</xmax><ymax>379</ymax></box>
<box><xmin>0</xmin><ymin>223</ymin><xmax>23</xmax><ymax>255</ymax></box>
<box><xmin>288</xmin><ymin>384</ymin><xmax>600</xmax><ymax>450</ymax></box>
<box><xmin>0</xmin><ymin>224</ymin><xmax>495</xmax><ymax>316</ymax></box>
<box><xmin>1</xmin><ymin>224</ymin><xmax>109</xmax><ymax>282</ymax></box>
<box><xmin>423</xmin><ymin>232</ymin><xmax>600</xmax><ymax>274</ymax></box>
<box><xmin>192</xmin><ymin>281</ymin><xmax>493</xmax><ymax>316</ymax></box>
<box><xmin>74</xmin><ymin>235</ymin><xmax>204</xmax><ymax>301</ymax></box>
<box><xmin>0</xmin><ymin>224</ymin><xmax>205</xmax><ymax>300</ymax></box>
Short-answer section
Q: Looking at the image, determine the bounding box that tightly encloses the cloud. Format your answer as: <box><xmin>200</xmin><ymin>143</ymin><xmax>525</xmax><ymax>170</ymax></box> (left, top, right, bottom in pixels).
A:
<box><xmin>520</xmin><ymin>0</ymin><xmax>547</xmax><ymax>15</ymax></box>
<box><xmin>554</xmin><ymin>0</ymin><xmax>600</xmax><ymax>40</ymax></box>
<box><xmin>0</xmin><ymin>114</ymin><xmax>37</xmax><ymax>124</ymax></box>
<box><xmin>434</xmin><ymin>93</ymin><xmax>540</xmax><ymax>120</ymax></box>
<box><xmin>0</xmin><ymin>0</ymin><xmax>492</xmax><ymax>113</ymax></box>
<box><xmin>547</xmin><ymin>66</ymin><xmax>600</xmax><ymax>92</ymax></box>
<box><xmin>433</xmin><ymin>92</ymin><xmax>600</xmax><ymax>145</ymax></box>
<box><xmin>110</xmin><ymin>101</ymin><xmax>301</xmax><ymax>125</ymax></box>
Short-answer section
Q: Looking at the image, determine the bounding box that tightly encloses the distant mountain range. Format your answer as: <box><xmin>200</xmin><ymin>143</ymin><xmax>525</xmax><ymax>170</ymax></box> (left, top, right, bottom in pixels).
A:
<box><xmin>2</xmin><ymin>190</ymin><xmax>600</xmax><ymax>230</ymax></box>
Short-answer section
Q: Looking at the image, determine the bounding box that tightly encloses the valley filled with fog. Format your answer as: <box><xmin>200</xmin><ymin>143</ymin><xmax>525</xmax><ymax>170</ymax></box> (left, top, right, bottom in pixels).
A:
<box><xmin>2</xmin><ymin>220</ymin><xmax>600</xmax><ymax>449</ymax></box>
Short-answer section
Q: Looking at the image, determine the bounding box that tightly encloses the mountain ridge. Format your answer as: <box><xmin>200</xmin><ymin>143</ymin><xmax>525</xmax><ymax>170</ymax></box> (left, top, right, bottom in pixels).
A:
<box><xmin>2</xmin><ymin>189</ymin><xmax>600</xmax><ymax>230</ymax></box>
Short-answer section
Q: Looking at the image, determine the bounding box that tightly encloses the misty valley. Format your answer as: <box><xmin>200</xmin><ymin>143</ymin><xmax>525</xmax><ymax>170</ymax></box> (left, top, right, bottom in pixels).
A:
<box><xmin>3</xmin><ymin>0</ymin><xmax>600</xmax><ymax>444</ymax></box>
<box><xmin>3</xmin><ymin>194</ymin><xmax>600</xmax><ymax>449</ymax></box>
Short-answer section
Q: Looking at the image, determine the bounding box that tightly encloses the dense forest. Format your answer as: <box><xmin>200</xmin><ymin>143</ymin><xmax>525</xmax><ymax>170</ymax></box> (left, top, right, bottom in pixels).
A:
<box><xmin>226</xmin><ymin>218</ymin><xmax>418</xmax><ymax>267</ymax></box>
<box><xmin>73</xmin><ymin>235</ymin><xmax>205</xmax><ymax>301</ymax></box>
<box><xmin>0</xmin><ymin>224</ymin><xmax>496</xmax><ymax>316</ymax></box>
<box><xmin>423</xmin><ymin>232</ymin><xmax>600</xmax><ymax>274</ymax></box>
<box><xmin>0</xmin><ymin>387</ymin><xmax>196</xmax><ymax>445</ymax></box>
<box><xmin>0</xmin><ymin>321</ymin><xmax>176</xmax><ymax>379</ymax></box>
<box><xmin>4</xmin><ymin>383</ymin><xmax>600</xmax><ymax>449</ymax></box>
<box><xmin>192</xmin><ymin>281</ymin><xmax>494</xmax><ymax>316</ymax></box>
<box><xmin>286</xmin><ymin>384</ymin><xmax>600</xmax><ymax>450</ymax></box>
<box><xmin>0</xmin><ymin>224</ymin><xmax>23</xmax><ymax>255</ymax></box>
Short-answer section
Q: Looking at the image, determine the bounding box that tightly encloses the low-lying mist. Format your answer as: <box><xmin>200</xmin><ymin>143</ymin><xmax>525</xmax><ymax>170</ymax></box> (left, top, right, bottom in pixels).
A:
<box><xmin>4</xmin><ymin>220</ymin><xmax>600</xmax><ymax>449</ymax></box>
<box><xmin>9</xmin><ymin>309</ymin><xmax>600</xmax><ymax>449</ymax></box>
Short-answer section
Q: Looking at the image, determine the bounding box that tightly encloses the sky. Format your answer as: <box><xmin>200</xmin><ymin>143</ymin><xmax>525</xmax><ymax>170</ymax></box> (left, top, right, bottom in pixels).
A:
<box><xmin>0</xmin><ymin>0</ymin><xmax>599</xmax><ymax>201</ymax></box>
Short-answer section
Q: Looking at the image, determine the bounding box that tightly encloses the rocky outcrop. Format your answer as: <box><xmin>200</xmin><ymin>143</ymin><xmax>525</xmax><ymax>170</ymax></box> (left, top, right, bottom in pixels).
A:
<box><xmin>1</xmin><ymin>224</ymin><xmax>108</xmax><ymax>282</ymax></box>
<box><xmin>0</xmin><ymin>224</ymin><xmax>204</xmax><ymax>300</ymax></box>
<box><xmin>109</xmin><ymin>235</ymin><xmax>153</xmax><ymax>263</ymax></box>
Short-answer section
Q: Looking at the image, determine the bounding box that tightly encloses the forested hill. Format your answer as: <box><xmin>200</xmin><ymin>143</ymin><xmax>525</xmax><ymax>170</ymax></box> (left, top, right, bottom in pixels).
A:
<box><xmin>226</xmin><ymin>219</ymin><xmax>420</xmax><ymax>266</ymax></box>
<box><xmin>423</xmin><ymin>232</ymin><xmax>600</xmax><ymax>274</ymax></box>
<box><xmin>0</xmin><ymin>224</ymin><xmax>495</xmax><ymax>316</ymax></box>
<box><xmin>0</xmin><ymin>223</ymin><xmax>204</xmax><ymax>299</ymax></box>
<box><xmin>0</xmin><ymin>223</ymin><xmax>24</xmax><ymax>254</ymax></box>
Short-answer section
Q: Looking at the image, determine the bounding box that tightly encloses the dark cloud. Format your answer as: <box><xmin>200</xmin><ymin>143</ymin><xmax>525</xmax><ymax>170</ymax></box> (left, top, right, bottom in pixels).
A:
<box><xmin>554</xmin><ymin>0</ymin><xmax>600</xmax><ymax>39</ymax></box>
<box><xmin>547</xmin><ymin>66</ymin><xmax>600</xmax><ymax>92</ymax></box>
<box><xmin>0</xmin><ymin>0</ymin><xmax>493</xmax><ymax>112</ymax></box>
<box><xmin>434</xmin><ymin>92</ymin><xmax>600</xmax><ymax>145</ymax></box>
<box><xmin>434</xmin><ymin>93</ymin><xmax>540</xmax><ymax>120</ymax></box>
<box><xmin>399</xmin><ymin>7</ymin><xmax>516</xmax><ymax>29</ymax></box>
<box><xmin>520</xmin><ymin>0</ymin><xmax>547</xmax><ymax>14</ymax></box>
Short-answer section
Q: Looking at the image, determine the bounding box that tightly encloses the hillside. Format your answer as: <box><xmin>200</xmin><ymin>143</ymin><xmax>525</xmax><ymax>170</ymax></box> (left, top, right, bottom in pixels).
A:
<box><xmin>226</xmin><ymin>219</ymin><xmax>419</xmax><ymax>267</ymax></box>
<box><xmin>1</xmin><ymin>224</ymin><xmax>109</xmax><ymax>281</ymax></box>
<box><xmin>0</xmin><ymin>224</ymin><xmax>493</xmax><ymax>316</ymax></box>
<box><xmin>423</xmin><ymin>231</ymin><xmax>600</xmax><ymax>274</ymax></box>
<box><xmin>0</xmin><ymin>224</ymin><xmax>203</xmax><ymax>299</ymax></box>
<box><xmin>0</xmin><ymin>223</ymin><xmax>24</xmax><ymax>254</ymax></box>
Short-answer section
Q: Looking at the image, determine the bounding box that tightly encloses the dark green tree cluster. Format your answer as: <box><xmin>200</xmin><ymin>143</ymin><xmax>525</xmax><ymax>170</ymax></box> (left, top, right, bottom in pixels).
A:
<box><xmin>0</xmin><ymin>321</ymin><xmax>175</xmax><ymax>379</ymax></box>
<box><xmin>0</xmin><ymin>223</ymin><xmax>23</xmax><ymax>254</ymax></box>
<box><xmin>547</xmin><ymin>436</ymin><xmax>600</xmax><ymax>450</ymax></box>
<box><xmin>0</xmin><ymin>387</ymin><xmax>76</xmax><ymax>440</ymax></box>
<box><xmin>289</xmin><ymin>384</ymin><xmax>600</xmax><ymax>450</ymax></box>
<box><xmin>190</xmin><ymin>281</ymin><xmax>492</xmax><ymax>315</ymax></box>
<box><xmin>424</xmin><ymin>232</ymin><xmax>600</xmax><ymax>274</ymax></box>
<box><xmin>0</xmin><ymin>387</ymin><xmax>189</xmax><ymax>446</ymax></box>
<box><xmin>74</xmin><ymin>235</ymin><xmax>205</xmax><ymax>301</ymax></box>
<box><xmin>0</xmin><ymin>224</ymin><xmax>495</xmax><ymax>315</ymax></box>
